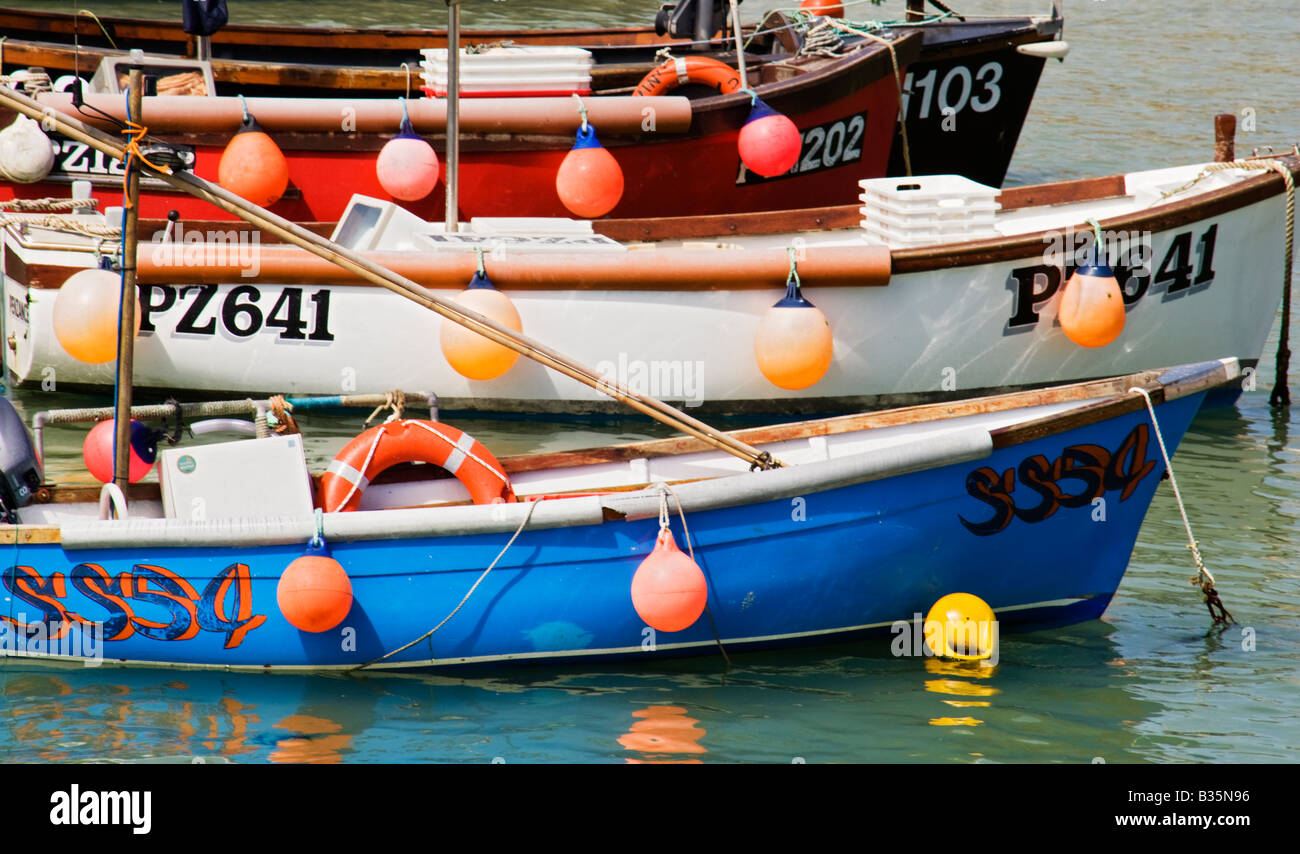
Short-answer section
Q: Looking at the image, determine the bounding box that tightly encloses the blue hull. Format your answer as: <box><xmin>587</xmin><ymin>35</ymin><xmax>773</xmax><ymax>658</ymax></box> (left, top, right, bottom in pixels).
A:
<box><xmin>1</xmin><ymin>395</ymin><xmax>1203</xmax><ymax>670</ymax></box>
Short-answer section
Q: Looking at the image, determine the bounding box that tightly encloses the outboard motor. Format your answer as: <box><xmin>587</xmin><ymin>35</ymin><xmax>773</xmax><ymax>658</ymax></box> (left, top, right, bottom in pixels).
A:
<box><xmin>655</xmin><ymin>0</ymin><xmax>736</xmax><ymax>44</ymax></box>
<box><xmin>181</xmin><ymin>0</ymin><xmax>229</xmax><ymax>36</ymax></box>
<box><xmin>0</xmin><ymin>397</ymin><xmax>41</xmax><ymax>523</ymax></box>
<box><xmin>182</xmin><ymin>0</ymin><xmax>229</xmax><ymax>62</ymax></box>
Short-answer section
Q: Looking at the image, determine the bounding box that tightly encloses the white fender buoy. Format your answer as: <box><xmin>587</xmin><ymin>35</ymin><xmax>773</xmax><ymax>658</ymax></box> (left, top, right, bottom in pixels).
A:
<box><xmin>0</xmin><ymin>114</ymin><xmax>56</xmax><ymax>183</ymax></box>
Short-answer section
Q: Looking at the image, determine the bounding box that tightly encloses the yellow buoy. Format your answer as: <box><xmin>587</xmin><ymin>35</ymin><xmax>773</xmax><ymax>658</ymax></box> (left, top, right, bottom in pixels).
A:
<box><xmin>440</xmin><ymin>271</ymin><xmax>523</xmax><ymax>381</ymax></box>
<box><xmin>924</xmin><ymin>592</ymin><xmax>996</xmax><ymax>661</ymax></box>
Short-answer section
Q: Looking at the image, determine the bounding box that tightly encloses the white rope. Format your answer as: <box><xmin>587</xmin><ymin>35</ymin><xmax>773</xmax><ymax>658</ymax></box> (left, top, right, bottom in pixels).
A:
<box><xmin>351</xmin><ymin>496</ymin><xmax>540</xmax><ymax>670</ymax></box>
<box><xmin>1128</xmin><ymin>387</ymin><xmax>1213</xmax><ymax>587</ymax></box>
<box><xmin>407</xmin><ymin>420</ymin><xmax>510</xmax><ymax>485</ymax></box>
<box><xmin>328</xmin><ymin>428</ymin><xmax>385</xmax><ymax>513</ymax></box>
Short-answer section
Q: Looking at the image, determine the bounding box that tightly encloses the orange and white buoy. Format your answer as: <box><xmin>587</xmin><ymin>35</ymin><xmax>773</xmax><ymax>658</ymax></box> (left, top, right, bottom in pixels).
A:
<box><xmin>1058</xmin><ymin>225</ymin><xmax>1125</xmax><ymax>347</ymax></box>
<box><xmin>52</xmin><ymin>259</ymin><xmax>141</xmax><ymax>364</ymax></box>
<box><xmin>754</xmin><ymin>271</ymin><xmax>834</xmax><ymax>390</ymax></box>
<box><xmin>440</xmin><ymin>269</ymin><xmax>523</xmax><ymax>381</ymax></box>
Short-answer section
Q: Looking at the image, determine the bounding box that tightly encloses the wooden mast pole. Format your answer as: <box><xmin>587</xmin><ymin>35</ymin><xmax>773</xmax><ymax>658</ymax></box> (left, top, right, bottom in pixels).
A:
<box><xmin>111</xmin><ymin>66</ymin><xmax>143</xmax><ymax>491</ymax></box>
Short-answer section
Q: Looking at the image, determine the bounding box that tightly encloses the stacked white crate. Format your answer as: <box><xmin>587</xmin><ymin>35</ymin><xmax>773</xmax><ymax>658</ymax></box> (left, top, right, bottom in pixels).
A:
<box><xmin>419</xmin><ymin>46</ymin><xmax>594</xmax><ymax>97</ymax></box>
<box><xmin>858</xmin><ymin>175</ymin><xmax>1001</xmax><ymax>248</ymax></box>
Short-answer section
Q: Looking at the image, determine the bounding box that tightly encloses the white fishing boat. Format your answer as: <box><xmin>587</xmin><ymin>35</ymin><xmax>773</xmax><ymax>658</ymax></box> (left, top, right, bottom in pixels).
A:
<box><xmin>3</xmin><ymin>153</ymin><xmax>1293</xmax><ymax>414</ymax></box>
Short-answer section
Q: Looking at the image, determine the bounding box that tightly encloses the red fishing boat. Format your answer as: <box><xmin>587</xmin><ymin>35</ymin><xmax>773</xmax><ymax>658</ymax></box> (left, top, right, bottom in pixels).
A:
<box><xmin>0</xmin><ymin>2</ymin><xmax>1067</xmax><ymax>220</ymax></box>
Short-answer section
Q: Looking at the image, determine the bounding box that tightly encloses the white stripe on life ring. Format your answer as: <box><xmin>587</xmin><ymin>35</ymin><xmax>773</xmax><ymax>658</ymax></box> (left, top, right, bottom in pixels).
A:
<box><xmin>441</xmin><ymin>432</ymin><xmax>478</xmax><ymax>475</ymax></box>
<box><xmin>326</xmin><ymin>459</ymin><xmax>370</xmax><ymax>491</ymax></box>
<box><xmin>675</xmin><ymin>56</ymin><xmax>689</xmax><ymax>84</ymax></box>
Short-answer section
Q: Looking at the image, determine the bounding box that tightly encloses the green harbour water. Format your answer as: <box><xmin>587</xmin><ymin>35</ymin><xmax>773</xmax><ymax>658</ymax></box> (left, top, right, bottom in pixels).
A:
<box><xmin>1</xmin><ymin>0</ymin><xmax>1298</xmax><ymax>764</ymax></box>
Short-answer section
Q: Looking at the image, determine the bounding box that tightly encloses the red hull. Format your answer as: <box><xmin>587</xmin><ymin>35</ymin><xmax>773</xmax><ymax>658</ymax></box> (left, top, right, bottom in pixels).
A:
<box><xmin>2</xmin><ymin>80</ymin><xmax>900</xmax><ymax>223</ymax></box>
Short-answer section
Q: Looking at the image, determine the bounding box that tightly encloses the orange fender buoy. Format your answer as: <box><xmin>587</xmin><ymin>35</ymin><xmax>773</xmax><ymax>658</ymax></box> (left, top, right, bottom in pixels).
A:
<box><xmin>320</xmin><ymin>419</ymin><xmax>516</xmax><ymax>512</ymax></box>
<box><xmin>278</xmin><ymin>545</ymin><xmax>353</xmax><ymax>633</ymax></box>
<box><xmin>754</xmin><ymin>277</ymin><xmax>834</xmax><ymax>389</ymax></box>
<box><xmin>800</xmin><ymin>0</ymin><xmax>845</xmax><ymax>17</ymax></box>
<box><xmin>1058</xmin><ymin>260</ymin><xmax>1126</xmax><ymax>348</ymax></box>
<box><xmin>555</xmin><ymin>124</ymin><xmax>625</xmax><ymax>219</ymax></box>
<box><xmin>218</xmin><ymin>107</ymin><xmax>289</xmax><ymax>207</ymax></box>
<box><xmin>630</xmin><ymin>528</ymin><xmax>708</xmax><ymax>632</ymax></box>
<box><xmin>632</xmin><ymin>56</ymin><xmax>743</xmax><ymax>97</ymax></box>
<box><xmin>441</xmin><ymin>271</ymin><xmax>524</xmax><ymax>379</ymax></box>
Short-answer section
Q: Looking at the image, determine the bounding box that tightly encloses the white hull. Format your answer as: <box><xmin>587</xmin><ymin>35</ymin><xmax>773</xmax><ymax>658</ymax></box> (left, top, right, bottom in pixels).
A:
<box><xmin>4</xmin><ymin>163</ymin><xmax>1288</xmax><ymax>413</ymax></box>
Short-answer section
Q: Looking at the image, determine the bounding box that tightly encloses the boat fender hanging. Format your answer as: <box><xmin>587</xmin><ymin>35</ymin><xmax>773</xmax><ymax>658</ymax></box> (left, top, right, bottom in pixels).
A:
<box><xmin>737</xmin><ymin>93</ymin><xmax>802</xmax><ymax>178</ymax></box>
<box><xmin>83</xmin><ymin>419</ymin><xmax>157</xmax><ymax>484</ymax></box>
<box><xmin>320</xmin><ymin>419</ymin><xmax>516</xmax><ymax>512</ymax></box>
<box><xmin>53</xmin><ymin>259</ymin><xmax>142</xmax><ymax>365</ymax></box>
<box><xmin>218</xmin><ymin>96</ymin><xmax>289</xmax><ymax>207</ymax></box>
<box><xmin>1058</xmin><ymin>220</ymin><xmax>1125</xmax><ymax>348</ymax></box>
<box><xmin>556</xmin><ymin>119</ymin><xmax>624</xmax><ymax>219</ymax></box>
<box><xmin>0</xmin><ymin>114</ymin><xmax>55</xmax><ymax>183</ymax></box>
<box><xmin>632</xmin><ymin>56</ymin><xmax>743</xmax><ymax>97</ymax></box>
<box><xmin>754</xmin><ymin>253</ymin><xmax>834</xmax><ymax>390</ymax></box>
<box><xmin>631</xmin><ymin>527</ymin><xmax>708</xmax><ymax>633</ymax></box>
<box><xmin>278</xmin><ymin>533</ymin><xmax>353</xmax><ymax>633</ymax></box>
<box><xmin>441</xmin><ymin>267</ymin><xmax>523</xmax><ymax>380</ymax></box>
<box><xmin>376</xmin><ymin>99</ymin><xmax>440</xmax><ymax>201</ymax></box>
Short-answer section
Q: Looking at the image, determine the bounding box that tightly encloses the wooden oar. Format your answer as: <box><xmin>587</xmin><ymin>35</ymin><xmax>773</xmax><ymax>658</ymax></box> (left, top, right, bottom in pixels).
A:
<box><xmin>0</xmin><ymin>85</ymin><xmax>783</xmax><ymax>470</ymax></box>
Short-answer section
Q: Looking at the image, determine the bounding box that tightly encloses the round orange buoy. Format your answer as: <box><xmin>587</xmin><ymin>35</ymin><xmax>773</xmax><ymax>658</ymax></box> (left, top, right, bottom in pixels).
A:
<box><xmin>754</xmin><ymin>278</ymin><xmax>834</xmax><ymax>389</ymax></box>
<box><xmin>376</xmin><ymin>114</ymin><xmax>439</xmax><ymax>201</ymax></box>
<box><xmin>737</xmin><ymin>96</ymin><xmax>802</xmax><ymax>178</ymax></box>
<box><xmin>83</xmin><ymin>419</ymin><xmax>156</xmax><ymax>483</ymax></box>
<box><xmin>440</xmin><ymin>271</ymin><xmax>523</xmax><ymax>380</ymax></box>
<box><xmin>799</xmin><ymin>0</ymin><xmax>845</xmax><ymax>17</ymax></box>
<box><xmin>555</xmin><ymin>124</ymin><xmax>624</xmax><ymax>218</ymax></box>
<box><xmin>278</xmin><ymin>546</ymin><xmax>353</xmax><ymax>633</ymax></box>
<box><xmin>630</xmin><ymin>528</ymin><xmax>708</xmax><ymax>633</ymax></box>
<box><xmin>52</xmin><ymin>262</ymin><xmax>140</xmax><ymax>364</ymax></box>
<box><xmin>218</xmin><ymin>109</ymin><xmax>289</xmax><ymax>207</ymax></box>
<box><xmin>1058</xmin><ymin>260</ymin><xmax>1125</xmax><ymax>348</ymax></box>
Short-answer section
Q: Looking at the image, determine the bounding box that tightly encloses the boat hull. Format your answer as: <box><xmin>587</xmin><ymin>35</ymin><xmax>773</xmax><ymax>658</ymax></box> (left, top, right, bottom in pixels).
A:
<box><xmin>0</xmin><ymin>393</ymin><xmax>1203</xmax><ymax>670</ymax></box>
<box><xmin>4</xmin><ymin>183</ymin><xmax>1281</xmax><ymax>414</ymax></box>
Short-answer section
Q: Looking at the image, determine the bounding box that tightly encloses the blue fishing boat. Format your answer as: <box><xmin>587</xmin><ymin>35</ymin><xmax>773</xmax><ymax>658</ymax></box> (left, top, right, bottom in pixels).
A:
<box><xmin>0</xmin><ymin>359</ymin><xmax>1235</xmax><ymax>670</ymax></box>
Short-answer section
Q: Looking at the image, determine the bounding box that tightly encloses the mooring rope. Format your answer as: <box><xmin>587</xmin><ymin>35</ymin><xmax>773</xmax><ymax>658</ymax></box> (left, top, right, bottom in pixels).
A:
<box><xmin>806</xmin><ymin>17</ymin><xmax>913</xmax><ymax>176</ymax></box>
<box><xmin>0</xmin><ymin>197</ymin><xmax>100</xmax><ymax>212</ymax></box>
<box><xmin>657</xmin><ymin>481</ymin><xmax>731</xmax><ymax>666</ymax></box>
<box><xmin>0</xmin><ymin>212</ymin><xmax>121</xmax><ymax>238</ymax></box>
<box><xmin>1160</xmin><ymin>159</ymin><xmax>1295</xmax><ymax>406</ymax></box>
<box><xmin>350</xmin><ymin>497</ymin><xmax>540</xmax><ymax>671</ymax></box>
<box><xmin>1129</xmin><ymin>386</ymin><xmax>1234</xmax><ymax>628</ymax></box>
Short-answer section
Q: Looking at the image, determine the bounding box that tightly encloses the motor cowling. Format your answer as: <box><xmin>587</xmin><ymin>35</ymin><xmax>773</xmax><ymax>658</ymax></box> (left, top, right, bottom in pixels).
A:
<box><xmin>0</xmin><ymin>398</ymin><xmax>42</xmax><ymax>521</ymax></box>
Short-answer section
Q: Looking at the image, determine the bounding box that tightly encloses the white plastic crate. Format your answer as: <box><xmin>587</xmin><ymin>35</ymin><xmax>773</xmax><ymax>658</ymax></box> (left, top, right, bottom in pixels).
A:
<box><xmin>419</xmin><ymin>46</ymin><xmax>594</xmax><ymax>97</ymax></box>
<box><xmin>858</xmin><ymin>175</ymin><xmax>1000</xmax><ymax>248</ymax></box>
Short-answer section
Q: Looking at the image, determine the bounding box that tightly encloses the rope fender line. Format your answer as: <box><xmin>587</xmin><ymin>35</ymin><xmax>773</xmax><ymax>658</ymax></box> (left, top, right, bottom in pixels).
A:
<box><xmin>1178</xmin><ymin>159</ymin><xmax>1295</xmax><ymax>406</ymax></box>
<box><xmin>349</xmin><ymin>496</ymin><xmax>541</xmax><ymax>671</ymax></box>
<box><xmin>1130</xmin><ymin>386</ymin><xmax>1234</xmax><ymax>629</ymax></box>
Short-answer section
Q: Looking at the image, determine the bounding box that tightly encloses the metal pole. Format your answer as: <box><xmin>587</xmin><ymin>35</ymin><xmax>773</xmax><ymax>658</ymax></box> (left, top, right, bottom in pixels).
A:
<box><xmin>729</xmin><ymin>0</ymin><xmax>748</xmax><ymax>90</ymax></box>
<box><xmin>444</xmin><ymin>0</ymin><xmax>460</xmax><ymax>232</ymax></box>
<box><xmin>112</xmin><ymin>66</ymin><xmax>142</xmax><ymax>491</ymax></box>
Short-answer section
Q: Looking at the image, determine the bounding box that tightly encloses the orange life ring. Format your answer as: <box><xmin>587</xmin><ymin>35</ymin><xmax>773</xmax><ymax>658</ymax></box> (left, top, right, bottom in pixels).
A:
<box><xmin>320</xmin><ymin>419</ymin><xmax>516</xmax><ymax>512</ymax></box>
<box><xmin>632</xmin><ymin>56</ymin><xmax>743</xmax><ymax>97</ymax></box>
